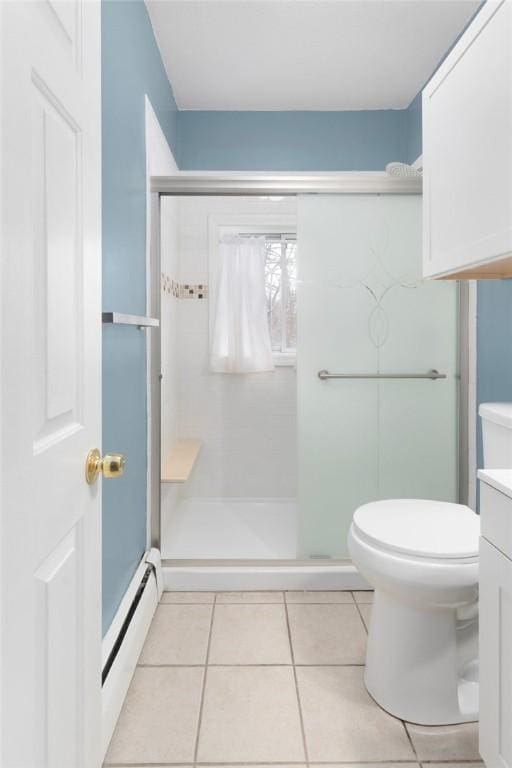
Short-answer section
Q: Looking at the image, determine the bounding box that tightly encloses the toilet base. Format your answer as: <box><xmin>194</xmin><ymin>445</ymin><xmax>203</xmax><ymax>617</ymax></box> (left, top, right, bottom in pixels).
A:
<box><xmin>364</xmin><ymin>589</ymin><xmax>479</xmax><ymax>725</ymax></box>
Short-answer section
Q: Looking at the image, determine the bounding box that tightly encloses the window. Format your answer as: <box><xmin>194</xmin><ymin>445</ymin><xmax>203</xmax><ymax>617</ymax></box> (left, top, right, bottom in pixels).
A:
<box><xmin>264</xmin><ymin>235</ymin><xmax>297</xmax><ymax>358</ymax></box>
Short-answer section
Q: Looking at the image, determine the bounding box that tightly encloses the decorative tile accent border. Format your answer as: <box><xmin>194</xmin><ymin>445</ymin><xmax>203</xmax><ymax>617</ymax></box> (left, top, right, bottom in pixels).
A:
<box><xmin>179</xmin><ymin>283</ymin><xmax>208</xmax><ymax>299</ymax></box>
<box><xmin>161</xmin><ymin>273</ymin><xmax>179</xmax><ymax>297</ymax></box>
<box><xmin>161</xmin><ymin>273</ymin><xmax>208</xmax><ymax>300</ymax></box>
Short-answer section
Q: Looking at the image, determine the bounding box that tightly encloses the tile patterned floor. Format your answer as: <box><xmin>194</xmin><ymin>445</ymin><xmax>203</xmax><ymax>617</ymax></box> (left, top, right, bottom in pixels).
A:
<box><xmin>104</xmin><ymin>590</ymin><xmax>482</xmax><ymax>768</ymax></box>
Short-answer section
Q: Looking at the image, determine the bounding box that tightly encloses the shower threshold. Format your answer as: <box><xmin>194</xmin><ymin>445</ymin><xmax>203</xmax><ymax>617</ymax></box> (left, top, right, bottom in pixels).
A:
<box><xmin>160</xmin><ymin>497</ymin><xmax>369</xmax><ymax>591</ymax></box>
<box><xmin>161</xmin><ymin>559</ymin><xmax>369</xmax><ymax>592</ymax></box>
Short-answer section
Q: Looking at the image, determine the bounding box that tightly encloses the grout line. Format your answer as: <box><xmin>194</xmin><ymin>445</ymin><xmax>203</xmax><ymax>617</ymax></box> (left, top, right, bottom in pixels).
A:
<box><xmin>193</xmin><ymin>593</ymin><xmax>217</xmax><ymax>765</ymax></box>
<box><xmin>213</xmin><ymin>602</ymin><xmax>359</xmax><ymax>606</ymax></box>
<box><xmin>137</xmin><ymin>662</ymin><xmax>367</xmax><ymax>668</ymax></box>
<box><xmin>215</xmin><ymin>595</ymin><xmax>286</xmax><ymax>606</ymax></box>
<box><xmin>103</xmin><ymin>761</ymin><xmax>483</xmax><ymax>767</ymax></box>
<box><xmin>403</xmin><ymin>722</ymin><xmax>419</xmax><ymax>762</ymax></box>
<box><xmin>284</xmin><ymin>597</ymin><xmax>310</xmax><ymax>767</ymax></box>
<box><xmin>284</xmin><ymin>602</ymin><xmax>356</xmax><ymax>606</ymax></box>
<box><xmin>158</xmin><ymin>604</ymin><xmax>387</xmax><ymax>608</ymax></box>
<box><xmin>160</xmin><ymin>601</ymin><xmax>288</xmax><ymax>606</ymax></box>
<box><xmin>352</xmin><ymin>592</ymin><xmax>369</xmax><ymax>635</ymax></box>
<box><xmin>138</xmin><ymin>663</ymin><xmax>212</xmax><ymax>668</ymax></box>
<box><xmin>161</xmin><ymin>592</ymin><xmax>365</xmax><ymax>607</ymax></box>
<box><xmin>159</xmin><ymin>602</ymin><xmax>216</xmax><ymax>606</ymax></box>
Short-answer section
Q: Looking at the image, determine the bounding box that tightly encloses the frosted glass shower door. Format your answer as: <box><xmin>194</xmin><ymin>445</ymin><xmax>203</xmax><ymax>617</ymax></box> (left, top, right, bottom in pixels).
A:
<box><xmin>297</xmin><ymin>195</ymin><xmax>458</xmax><ymax>559</ymax></box>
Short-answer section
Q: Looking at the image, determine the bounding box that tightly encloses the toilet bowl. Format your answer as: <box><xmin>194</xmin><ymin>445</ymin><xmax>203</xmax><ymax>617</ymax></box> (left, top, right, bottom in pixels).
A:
<box><xmin>348</xmin><ymin>499</ymin><xmax>480</xmax><ymax>725</ymax></box>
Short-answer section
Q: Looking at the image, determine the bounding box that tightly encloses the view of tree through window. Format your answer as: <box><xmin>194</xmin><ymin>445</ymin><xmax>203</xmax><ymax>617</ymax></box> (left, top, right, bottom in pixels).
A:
<box><xmin>264</xmin><ymin>236</ymin><xmax>297</xmax><ymax>353</ymax></box>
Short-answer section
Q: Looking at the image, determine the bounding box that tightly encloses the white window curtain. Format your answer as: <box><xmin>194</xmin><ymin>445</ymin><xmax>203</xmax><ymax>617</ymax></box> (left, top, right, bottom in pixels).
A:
<box><xmin>210</xmin><ymin>235</ymin><xmax>275</xmax><ymax>373</ymax></box>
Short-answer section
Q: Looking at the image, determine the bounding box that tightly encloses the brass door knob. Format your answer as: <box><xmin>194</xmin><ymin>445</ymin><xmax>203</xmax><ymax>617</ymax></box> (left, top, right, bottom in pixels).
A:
<box><xmin>85</xmin><ymin>449</ymin><xmax>125</xmax><ymax>485</ymax></box>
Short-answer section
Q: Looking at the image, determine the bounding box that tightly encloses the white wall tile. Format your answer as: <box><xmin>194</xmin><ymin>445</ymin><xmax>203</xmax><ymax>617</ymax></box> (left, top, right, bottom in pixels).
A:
<box><xmin>160</xmin><ymin>196</ymin><xmax>298</xmax><ymax>500</ymax></box>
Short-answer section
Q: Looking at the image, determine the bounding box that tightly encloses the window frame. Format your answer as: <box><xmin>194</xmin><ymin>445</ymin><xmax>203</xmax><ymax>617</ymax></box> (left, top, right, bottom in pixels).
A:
<box><xmin>264</xmin><ymin>233</ymin><xmax>297</xmax><ymax>365</ymax></box>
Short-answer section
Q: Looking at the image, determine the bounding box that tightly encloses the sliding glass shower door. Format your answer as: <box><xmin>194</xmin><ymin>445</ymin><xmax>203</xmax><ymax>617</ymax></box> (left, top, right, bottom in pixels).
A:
<box><xmin>297</xmin><ymin>195</ymin><xmax>458</xmax><ymax>560</ymax></box>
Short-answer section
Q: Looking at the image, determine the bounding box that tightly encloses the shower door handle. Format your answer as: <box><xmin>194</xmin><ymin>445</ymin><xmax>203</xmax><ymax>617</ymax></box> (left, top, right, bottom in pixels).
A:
<box><xmin>317</xmin><ymin>369</ymin><xmax>446</xmax><ymax>380</ymax></box>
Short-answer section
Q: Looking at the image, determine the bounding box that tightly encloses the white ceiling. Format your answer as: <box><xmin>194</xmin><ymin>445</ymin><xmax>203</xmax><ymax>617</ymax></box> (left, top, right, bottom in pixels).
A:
<box><xmin>146</xmin><ymin>0</ymin><xmax>480</xmax><ymax>111</ymax></box>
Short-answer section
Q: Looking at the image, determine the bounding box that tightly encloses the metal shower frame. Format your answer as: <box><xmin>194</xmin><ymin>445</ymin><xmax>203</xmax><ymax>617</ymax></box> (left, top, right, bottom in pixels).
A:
<box><xmin>148</xmin><ymin>172</ymin><xmax>474</xmax><ymax>558</ymax></box>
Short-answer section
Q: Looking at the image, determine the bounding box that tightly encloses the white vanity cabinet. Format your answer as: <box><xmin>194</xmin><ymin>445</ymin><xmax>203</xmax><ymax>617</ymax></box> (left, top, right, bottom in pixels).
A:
<box><xmin>479</xmin><ymin>472</ymin><xmax>512</xmax><ymax>768</ymax></box>
<box><xmin>422</xmin><ymin>0</ymin><xmax>512</xmax><ymax>280</ymax></box>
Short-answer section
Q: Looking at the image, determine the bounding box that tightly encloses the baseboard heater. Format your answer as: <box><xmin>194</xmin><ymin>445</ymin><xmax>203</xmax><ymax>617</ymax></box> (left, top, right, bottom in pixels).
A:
<box><xmin>101</xmin><ymin>549</ymin><xmax>161</xmax><ymax>759</ymax></box>
<box><xmin>102</xmin><ymin>563</ymin><xmax>155</xmax><ymax>685</ymax></box>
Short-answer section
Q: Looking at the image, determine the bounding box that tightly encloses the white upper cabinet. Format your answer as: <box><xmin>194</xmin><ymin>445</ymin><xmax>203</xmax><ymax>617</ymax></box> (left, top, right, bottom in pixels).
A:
<box><xmin>422</xmin><ymin>0</ymin><xmax>512</xmax><ymax>279</ymax></box>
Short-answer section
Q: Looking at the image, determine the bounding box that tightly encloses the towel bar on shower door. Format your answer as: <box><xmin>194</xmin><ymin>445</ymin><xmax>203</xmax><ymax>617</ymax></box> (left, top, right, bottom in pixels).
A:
<box><xmin>317</xmin><ymin>369</ymin><xmax>446</xmax><ymax>380</ymax></box>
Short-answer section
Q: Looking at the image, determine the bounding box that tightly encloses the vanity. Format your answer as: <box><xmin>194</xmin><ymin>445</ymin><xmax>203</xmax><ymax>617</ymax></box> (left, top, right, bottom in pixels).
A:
<box><xmin>478</xmin><ymin>402</ymin><xmax>512</xmax><ymax>768</ymax></box>
<box><xmin>479</xmin><ymin>470</ymin><xmax>512</xmax><ymax>768</ymax></box>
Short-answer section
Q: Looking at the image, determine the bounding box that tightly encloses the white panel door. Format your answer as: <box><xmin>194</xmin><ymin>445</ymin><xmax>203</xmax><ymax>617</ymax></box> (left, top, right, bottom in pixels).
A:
<box><xmin>0</xmin><ymin>2</ymin><xmax>102</xmax><ymax>766</ymax></box>
<box><xmin>479</xmin><ymin>537</ymin><xmax>512</xmax><ymax>768</ymax></box>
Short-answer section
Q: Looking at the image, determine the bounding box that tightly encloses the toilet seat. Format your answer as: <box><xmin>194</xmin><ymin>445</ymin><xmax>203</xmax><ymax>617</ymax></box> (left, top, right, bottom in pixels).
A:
<box><xmin>352</xmin><ymin>499</ymin><xmax>479</xmax><ymax>561</ymax></box>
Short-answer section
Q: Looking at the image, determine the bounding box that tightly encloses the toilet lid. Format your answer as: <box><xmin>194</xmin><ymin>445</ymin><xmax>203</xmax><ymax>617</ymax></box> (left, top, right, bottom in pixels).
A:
<box><xmin>352</xmin><ymin>499</ymin><xmax>480</xmax><ymax>559</ymax></box>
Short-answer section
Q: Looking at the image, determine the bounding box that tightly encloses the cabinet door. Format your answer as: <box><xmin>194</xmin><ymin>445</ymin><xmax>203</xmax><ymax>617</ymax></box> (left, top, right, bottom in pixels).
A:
<box><xmin>423</xmin><ymin>0</ymin><xmax>512</xmax><ymax>279</ymax></box>
<box><xmin>480</xmin><ymin>537</ymin><xmax>512</xmax><ymax>768</ymax></box>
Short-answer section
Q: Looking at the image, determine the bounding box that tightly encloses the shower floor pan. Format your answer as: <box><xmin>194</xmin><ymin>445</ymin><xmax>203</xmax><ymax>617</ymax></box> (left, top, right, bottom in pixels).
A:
<box><xmin>162</xmin><ymin>497</ymin><xmax>298</xmax><ymax>560</ymax></box>
<box><xmin>161</xmin><ymin>497</ymin><xmax>367</xmax><ymax>591</ymax></box>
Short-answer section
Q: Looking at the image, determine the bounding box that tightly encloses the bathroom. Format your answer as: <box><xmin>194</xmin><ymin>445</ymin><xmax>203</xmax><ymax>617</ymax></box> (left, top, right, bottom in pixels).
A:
<box><xmin>1</xmin><ymin>1</ymin><xmax>512</xmax><ymax>766</ymax></box>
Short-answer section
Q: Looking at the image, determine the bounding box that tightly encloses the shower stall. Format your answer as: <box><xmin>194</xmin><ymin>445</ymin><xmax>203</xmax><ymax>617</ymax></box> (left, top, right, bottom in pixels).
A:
<box><xmin>149</xmin><ymin>174</ymin><xmax>470</xmax><ymax>589</ymax></box>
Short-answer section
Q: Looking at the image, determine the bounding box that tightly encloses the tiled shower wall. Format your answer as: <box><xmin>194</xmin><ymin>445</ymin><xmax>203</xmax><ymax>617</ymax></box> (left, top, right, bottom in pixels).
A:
<box><xmin>161</xmin><ymin>196</ymin><xmax>298</xmax><ymax>503</ymax></box>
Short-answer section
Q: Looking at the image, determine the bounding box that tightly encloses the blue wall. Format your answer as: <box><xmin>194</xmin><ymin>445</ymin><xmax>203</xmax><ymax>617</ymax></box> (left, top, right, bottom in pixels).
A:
<box><xmin>477</xmin><ymin>282</ymin><xmax>512</xmax><ymax>473</ymax></box>
<box><xmin>102</xmin><ymin>0</ymin><xmax>178</xmax><ymax>635</ymax></box>
<box><xmin>177</xmin><ymin>110</ymin><xmax>409</xmax><ymax>171</ymax></box>
<box><xmin>405</xmin><ymin>94</ymin><xmax>422</xmax><ymax>164</ymax></box>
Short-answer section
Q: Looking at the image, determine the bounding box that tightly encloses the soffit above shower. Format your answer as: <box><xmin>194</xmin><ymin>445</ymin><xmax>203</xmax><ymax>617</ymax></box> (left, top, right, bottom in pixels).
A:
<box><xmin>145</xmin><ymin>0</ymin><xmax>480</xmax><ymax>111</ymax></box>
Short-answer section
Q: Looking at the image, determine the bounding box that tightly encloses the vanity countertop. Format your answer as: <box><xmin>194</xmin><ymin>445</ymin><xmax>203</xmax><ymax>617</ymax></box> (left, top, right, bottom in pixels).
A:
<box><xmin>478</xmin><ymin>469</ymin><xmax>512</xmax><ymax>500</ymax></box>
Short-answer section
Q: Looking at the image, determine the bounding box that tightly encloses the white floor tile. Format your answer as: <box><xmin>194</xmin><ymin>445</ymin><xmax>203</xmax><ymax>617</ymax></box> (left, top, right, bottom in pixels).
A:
<box><xmin>138</xmin><ymin>604</ymin><xmax>212</xmax><ymax>665</ymax></box>
<box><xmin>216</xmin><ymin>591</ymin><xmax>284</xmax><ymax>603</ymax></box>
<box><xmin>420</xmin><ymin>764</ymin><xmax>484</xmax><ymax>768</ymax></box>
<box><xmin>161</xmin><ymin>591</ymin><xmax>215</xmax><ymax>604</ymax></box>
<box><xmin>288</xmin><ymin>603</ymin><xmax>367</xmax><ymax>664</ymax></box>
<box><xmin>353</xmin><ymin>590</ymin><xmax>374</xmax><ymax>603</ymax></box>
<box><xmin>297</xmin><ymin>665</ymin><xmax>415</xmax><ymax>762</ymax></box>
<box><xmin>358</xmin><ymin>602</ymin><xmax>372</xmax><ymax>631</ymax></box>
<box><xmin>285</xmin><ymin>591</ymin><xmax>354</xmax><ymax>603</ymax></box>
<box><xmin>197</xmin><ymin>666</ymin><xmax>305</xmax><ymax>762</ymax></box>
<box><xmin>104</xmin><ymin>667</ymin><xmax>203</xmax><ymax>764</ymax></box>
<box><xmin>209</xmin><ymin>604</ymin><xmax>291</xmax><ymax>664</ymax></box>
<box><xmin>318</xmin><ymin>764</ymin><xmax>419</xmax><ymax>768</ymax></box>
<box><xmin>406</xmin><ymin>722</ymin><xmax>481</xmax><ymax>761</ymax></box>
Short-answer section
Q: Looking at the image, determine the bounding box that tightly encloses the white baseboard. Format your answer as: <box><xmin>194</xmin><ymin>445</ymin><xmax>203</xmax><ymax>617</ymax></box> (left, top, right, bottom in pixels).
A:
<box><xmin>163</xmin><ymin>563</ymin><xmax>369</xmax><ymax>592</ymax></box>
<box><xmin>101</xmin><ymin>549</ymin><xmax>162</xmax><ymax>760</ymax></box>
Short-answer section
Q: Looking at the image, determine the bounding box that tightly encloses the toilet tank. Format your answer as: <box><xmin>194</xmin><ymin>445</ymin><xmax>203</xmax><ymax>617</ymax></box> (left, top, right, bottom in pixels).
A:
<box><xmin>479</xmin><ymin>403</ymin><xmax>512</xmax><ymax>468</ymax></box>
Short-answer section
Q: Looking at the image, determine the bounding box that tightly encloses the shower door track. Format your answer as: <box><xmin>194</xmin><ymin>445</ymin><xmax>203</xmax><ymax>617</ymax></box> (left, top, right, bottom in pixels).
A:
<box><xmin>162</xmin><ymin>558</ymin><xmax>352</xmax><ymax>567</ymax></box>
<box><xmin>148</xmin><ymin>172</ymin><xmax>475</xmax><ymax>556</ymax></box>
<box><xmin>150</xmin><ymin>172</ymin><xmax>422</xmax><ymax>197</ymax></box>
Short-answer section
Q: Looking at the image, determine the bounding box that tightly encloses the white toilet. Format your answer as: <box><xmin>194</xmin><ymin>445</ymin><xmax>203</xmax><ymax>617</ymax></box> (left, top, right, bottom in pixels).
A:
<box><xmin>348</xmin><ymin>403</ymin><xmax>512</xmax><ymax>726</ymax></box>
